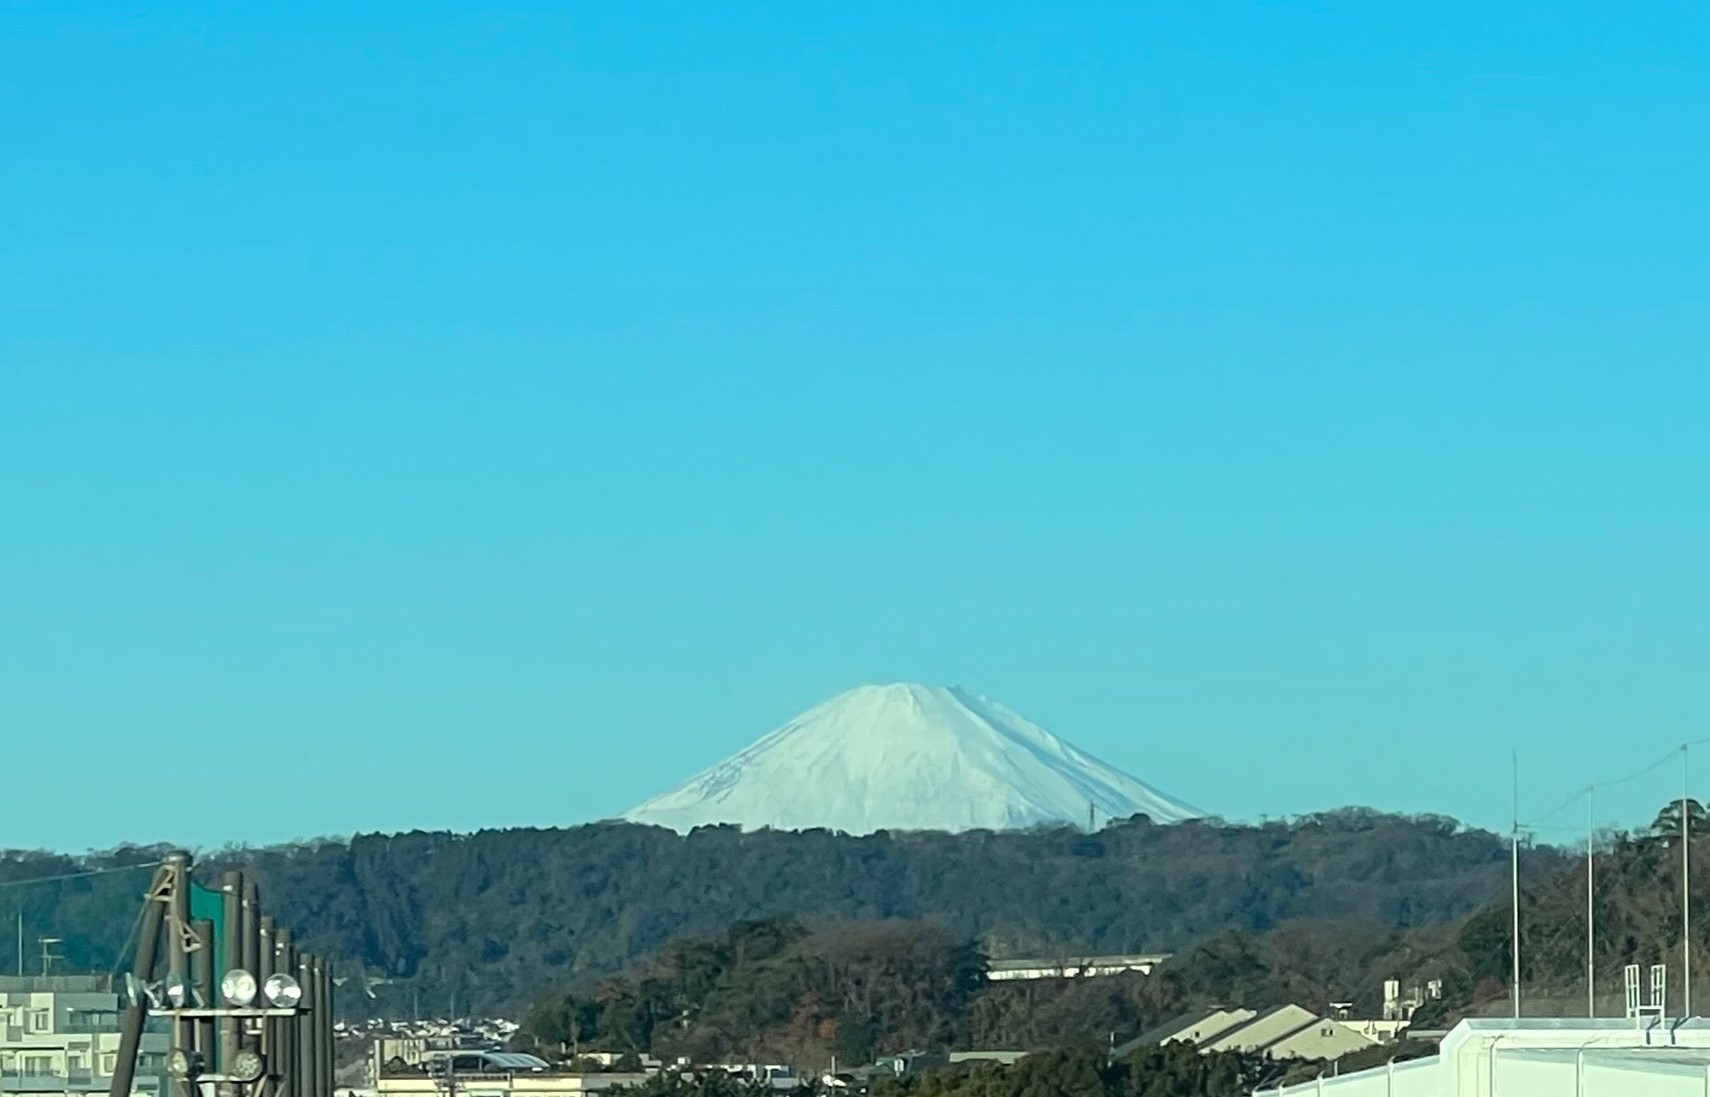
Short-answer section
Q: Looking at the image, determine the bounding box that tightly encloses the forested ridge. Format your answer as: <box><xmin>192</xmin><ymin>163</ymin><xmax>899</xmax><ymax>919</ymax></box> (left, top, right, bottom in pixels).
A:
<box><xmin>507</xmin><ymin>802</ymin><xmax>1710</xmax><ymax>1070</ymax></box>
<box><xmin>0</xmin><ymin>809</ymin><xmax>1542</xmax><ymax>1015</ymax></box>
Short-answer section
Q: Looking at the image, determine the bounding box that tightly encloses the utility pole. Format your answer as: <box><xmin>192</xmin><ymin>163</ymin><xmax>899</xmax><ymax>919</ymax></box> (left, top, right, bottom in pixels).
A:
<box><xmin>1586</xmin><ymin>787</ymin><xmax>1596</xmax><ymax>1018</ymax></box>
<box><xmin>1511</xmin><ymin>752</ymin><xmax>1522</xmax><ymax>1019</ymax></box>
<box><xmin>1685</xmin><ymin>744</ymin><xmax>1693</xmax><ymax>1018</ymax></box>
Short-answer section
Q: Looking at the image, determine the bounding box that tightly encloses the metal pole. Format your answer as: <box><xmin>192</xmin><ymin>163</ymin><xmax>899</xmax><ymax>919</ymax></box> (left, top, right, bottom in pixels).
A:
<box><xmin>258</xmin><ymin>916</ymin><xmax>275</xmax><ymax>1085</ymax></box>
<box><xmin>1588</xmin><ymin>787</ymin><xmax>1596</xmax><ymax>1018</ymax></box>
<box><xmin>108</xmin><ymin>863</ymin><xmax>172</xmax><ymax>1097</ymax></box>
<box><xmin>166</xmin><ymin>853</ymin><xmax>193</xmax><ymax>1097</ymax></box>
<box><xmin>1685</xmin><ymin>744</ymin><xmax>1693</xmax><ymax>1018</ymax></box>
<box><xmin>319</xmin><ymin>959</ymin><xmax>334</xmax><ymax>1097</ymax></box>
<box><xmin>276</xmin><ymin>929</ymin><xmax>296</xmax><ymax>1097</ymax></box>
<box><xmin>192</xmin><ymin>919</ymin><xmax>215</xmax><ymax>1063</ymax></box>
<box><xmin>298</xmin><ymin>954</ymin><xmax>317</xmax><ymax>1097</ymax></box>
<box><xmin>222</xmin><ymin>872</ymin><xmax>244</xmax><ymax>1073</ymax></box>
<box><xmin>1512</xmin><ymin>752</ymin><xmax>1522</xmax><ymax>1019</ymax></box>
<box><xmin>242</xmin><ymin>881</ymin><xmax>261</xmax><ymax>981</ymax></box>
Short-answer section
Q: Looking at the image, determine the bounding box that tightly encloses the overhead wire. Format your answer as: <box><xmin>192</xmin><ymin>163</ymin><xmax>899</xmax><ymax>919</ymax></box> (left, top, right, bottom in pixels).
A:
<box><xmin>0</xmin><ymin>861</ymin><xmax>163</xmax><ymax>890</ymax></box>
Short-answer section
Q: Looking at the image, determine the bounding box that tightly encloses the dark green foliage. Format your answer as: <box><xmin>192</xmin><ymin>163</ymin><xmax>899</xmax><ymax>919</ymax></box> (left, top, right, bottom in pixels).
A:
<box><xmin>518</xmin><ymin>919</ymin><xmax>985</xmax><ymax>1066</ymax></box>
<box><xmin>514</xmin><ymin>908</ymin><xmax>1470</xmax><ymax>1072</ymax></box>
<box><xmin>0</xmin><ymin>810</ymin><xmax>1543</xmax><ymax>1014</ymax></box>
<box><xmin>1444</xmin><ymin>800</ymin><xmax>1710</xmax><ymax>1017</ymax></box>
<box><xmin>255</xmin><ymin>810</ymin><xmax>1528</xmax><ymax>1012</ymax></box>
<box><xmin>0</xmin><ymin>846</ymin><xmax>173</xmax><ymax>978</ymax></box>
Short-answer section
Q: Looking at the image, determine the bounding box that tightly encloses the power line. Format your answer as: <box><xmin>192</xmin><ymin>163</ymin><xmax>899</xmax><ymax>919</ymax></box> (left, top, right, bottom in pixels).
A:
<box><xmin>0</xmin><ymin>861</ymin><xmax>163</xmax><ymax>890</ymax></box>
<box><xmin>1520</xmin><ymin>744</ymin><xmax>1693</xmax><ymax>833</ymax></box>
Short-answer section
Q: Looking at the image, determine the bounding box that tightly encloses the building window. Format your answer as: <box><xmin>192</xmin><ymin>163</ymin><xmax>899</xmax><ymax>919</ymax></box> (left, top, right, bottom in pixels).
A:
<box><xmin>68</xmin><ymin>1053</ymin><xmax>86</xmax><ymax>1072</ymax></box>
<box><xmin>102</xmin><ymin>1053</ymin><xmax>118</xmax><ymax>1075</ymax></box>
<box><xmin>24</xmin><ymin>1055</ymin><xmax>55</xmax><ymax>1075</ymax></box>
<box><xmin>27</xmin><ymin>1009</ymin><xmax>50</xmax><ymax>1033</ymax></box>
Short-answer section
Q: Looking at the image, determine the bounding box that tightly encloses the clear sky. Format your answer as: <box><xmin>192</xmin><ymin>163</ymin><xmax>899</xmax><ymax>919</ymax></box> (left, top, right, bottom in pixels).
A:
<box><xmin>3</xmin><ymin>3</ymin><xmax>1707</xmax><ymax>851</ymax></box>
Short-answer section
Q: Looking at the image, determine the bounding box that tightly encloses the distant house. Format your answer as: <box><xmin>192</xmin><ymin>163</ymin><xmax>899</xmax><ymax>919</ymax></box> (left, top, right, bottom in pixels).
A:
<box><xmin>985</xmin><ymin>954</ymin><xmax>1170</xmax><ymax>981</ymax></box>
<box><xmin>1113</xmin><ymin>1004</ymin><xmax>1378</xmax><ymax>1063</ymax></box>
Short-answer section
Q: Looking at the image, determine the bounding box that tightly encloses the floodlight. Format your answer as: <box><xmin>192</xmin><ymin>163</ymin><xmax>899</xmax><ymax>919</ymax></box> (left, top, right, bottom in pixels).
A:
<box><xmin>165</xmin><ymin>972</ymin><xmax>189</xmax><ymax>1008</ymax></box>
<box><xmin>168</xmin><ymin>1049</ymin><xmax>199</xmax><ymax>1080</ymax></box>
<box><xmin>230</xmin><ymin>1050</ymin><xmax>265</xmax><ymax>1084</ymax></box>
<box><xmin>263</xmin><ymin>973</ymin><xmax>303</xmax><ymax>1009</ymax></box>
<box><xmin>220</xmin><ymin>968</ymin><xmax>258</xmax><ymax>1007</ymax></box>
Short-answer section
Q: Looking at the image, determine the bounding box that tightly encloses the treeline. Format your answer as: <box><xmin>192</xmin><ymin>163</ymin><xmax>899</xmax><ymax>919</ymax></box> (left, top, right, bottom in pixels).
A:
<box><xmin>2</xmin><ymin>809</ymin><xmax>1545</xmax><ymax>1014</ymax></box>
<box><xmin>515</xmin><ymin>913</ymin><xmax>1461</xmax><ymax>1067</ymax></box>
<box><xmin>519</xmin><ymin>919</ymin><xmax>983</xmax><ymax>1066</ymax></box>
<box><xmin>219</xmin><ymin>809</ymin><xmax>1529</xmax><ymax>1013</ymax></box>
<box><xmin>1438</xmin><ymin>799</ymin><xmax>1710</xmax><ymax>1019</ymax></box>
<box><xmin>505</xmin><ymin>798</ymin><xmax>1710</xmax><ymax>1068</ymax></box>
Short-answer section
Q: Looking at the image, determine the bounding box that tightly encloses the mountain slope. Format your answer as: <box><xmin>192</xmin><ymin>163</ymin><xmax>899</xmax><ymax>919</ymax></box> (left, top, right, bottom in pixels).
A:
<box><xmin>625</xmin><ymin>682</ymin><xmax>1201</xmax><ymax>834</ymax></box>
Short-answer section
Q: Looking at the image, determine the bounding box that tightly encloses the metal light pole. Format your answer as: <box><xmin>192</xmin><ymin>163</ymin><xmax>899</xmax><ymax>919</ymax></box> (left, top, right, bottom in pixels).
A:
<box><xmin>192</xmin><ymin>920</ymin><xmax>216</xmax><ymax>1064</ymax></box>
<box><xmin>166</xmin><ymin>853</ymin><xmax>193</xmax><ymax>1097</ymax></box>
<box><xmin>277</xmin><ymin>928</ymin><xmax>298</xmax><ymax>1097</ymax></box>
<box><xmin>319</xmin><ymin>959</ymin><xmax>335</xmax><ymax>1097</ymax></box>
<box><xmin>223</xmin><ymin>872</ymin><xmax>244</xmax><ymax>1072</ymax></box>
<box><xmin>1586</xmin><ymin>787</ymin><xmax>1596</xmax><ymax>1018</ymax></box>
<box><xmin>260</xmin><ymin>915</ymin><xmax>276</xmax><ymax>1095</ymax></box>
<box><xmin>1684</xmin><ymin>745</ymin><xmax>1692</xmax><ymax>1018</ymax></box>
<box><xmin>112</xmin><ymin>855</ymin><xmax>315</xmax><ymax>1097</ymax></box>
<box><xmin>242</xmin><ymin>881</ymin><xmax>261</xmax><ymax>989</ymax></box>
<box><xmin>108</xmin><ymin>862</ymin><xmax>172</xmax><ymax>1097</ymax></box>
<box><xmin>299</xmin><ymin>953</ymin><xmax>318</xmax><ymax>1097</ymax></box>
<box><xmin>1511</xmin><ymin>753</ymin><xmax>1522</xmax><ymax>1019</ymax></box>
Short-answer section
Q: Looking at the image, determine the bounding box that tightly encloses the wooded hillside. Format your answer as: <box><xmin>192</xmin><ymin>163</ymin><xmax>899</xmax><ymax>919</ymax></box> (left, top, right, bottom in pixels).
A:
<box><xmin>0</xmin><ymin>809</ymin><xmax>1540</xmax><ymax>1015</ymax></box>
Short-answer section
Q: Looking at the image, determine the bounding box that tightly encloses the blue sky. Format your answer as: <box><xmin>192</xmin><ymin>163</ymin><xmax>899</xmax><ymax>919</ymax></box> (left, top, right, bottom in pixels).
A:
<box><xmin>3</xmin><ymin>3</ymin><xmax>1707</xmax><ymax>850</ymax></box>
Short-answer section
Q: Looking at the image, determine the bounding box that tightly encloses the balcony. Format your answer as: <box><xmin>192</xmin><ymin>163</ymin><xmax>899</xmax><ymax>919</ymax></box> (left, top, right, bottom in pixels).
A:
<box><xmin>0</xmin><ymin>1071</ymin><xmax>98</xmax><ymax>1092</ymax></box>
<box><xmin>60</xmin><ymin>1017</ymin><xmax>125</xmax><ymax>1035</ymax></box>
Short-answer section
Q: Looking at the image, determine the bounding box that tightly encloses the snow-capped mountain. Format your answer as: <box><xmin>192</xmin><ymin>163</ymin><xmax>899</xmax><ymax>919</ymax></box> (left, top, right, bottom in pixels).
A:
<box><xmin>624</xmin><ymin>682</ymin><xmax>1201</xmax><ymax>835</ymax></box>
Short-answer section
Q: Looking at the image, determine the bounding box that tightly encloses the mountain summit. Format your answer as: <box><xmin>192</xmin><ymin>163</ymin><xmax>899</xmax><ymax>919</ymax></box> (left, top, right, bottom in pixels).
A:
<box><xmin>624</xmin><ymin>682</ymin><xmax>1201</xmax><ymax>835</ymax></box>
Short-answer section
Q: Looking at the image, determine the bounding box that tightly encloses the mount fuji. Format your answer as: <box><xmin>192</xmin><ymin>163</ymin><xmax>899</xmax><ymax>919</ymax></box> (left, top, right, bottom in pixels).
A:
<box><xmin>623</xmin><ymin>683</ymin><xmax>1201</xmax><ymax>835</ymax></box>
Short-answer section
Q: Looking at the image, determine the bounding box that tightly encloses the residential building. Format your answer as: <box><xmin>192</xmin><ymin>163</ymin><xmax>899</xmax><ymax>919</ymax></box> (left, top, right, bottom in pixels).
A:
<box><xmin>0</xmin><ymin>976</ymin><xmax>169</xmax><ymax>1097</ymax></box>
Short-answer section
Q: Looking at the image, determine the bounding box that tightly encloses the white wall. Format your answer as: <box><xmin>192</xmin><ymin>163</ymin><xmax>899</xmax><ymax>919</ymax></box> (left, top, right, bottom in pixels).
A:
<box><xmin>1251</xmin><ymin>1018</ymin><xmax>1710</xmax><ymax>1097</ymax></box>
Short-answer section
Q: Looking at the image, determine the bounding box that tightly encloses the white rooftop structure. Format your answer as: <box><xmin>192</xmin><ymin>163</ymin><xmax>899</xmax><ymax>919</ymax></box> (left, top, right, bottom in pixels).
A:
<box><xmin>1251</xmin><ymin>1017</ymin><xmax>1710</xmax><ymax>1097</ymax></box>
<box><xmin>986</xmin><ymin>954</ymin><xmax>1170</xmax><ymax>981</ymax></box>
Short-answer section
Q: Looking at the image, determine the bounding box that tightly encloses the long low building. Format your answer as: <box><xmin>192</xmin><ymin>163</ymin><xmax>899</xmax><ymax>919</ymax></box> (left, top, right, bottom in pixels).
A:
<box><xmin>1251</xmin><ymin>1017</ymin><xmax>1710</xmax><ymax>1097</ymax></box>
<box><xmin>986</xmin><ymin>954</ymin><xmax>1170</xmax><ymax>981</ymax></box>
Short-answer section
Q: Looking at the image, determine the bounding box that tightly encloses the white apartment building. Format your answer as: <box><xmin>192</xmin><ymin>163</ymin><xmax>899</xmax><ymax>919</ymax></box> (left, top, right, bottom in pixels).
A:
<box><xmin>0</xmin><ymin>976</ymin><xmax>169</xmax><ymax>1097</ymax></box>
